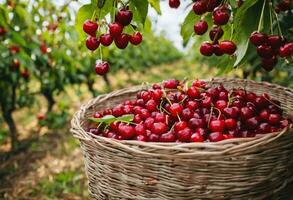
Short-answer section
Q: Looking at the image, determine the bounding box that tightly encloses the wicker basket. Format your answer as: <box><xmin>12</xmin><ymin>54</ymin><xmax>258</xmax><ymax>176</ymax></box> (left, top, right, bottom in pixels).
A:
<box><xmin>71</xmin><ymin>78</ymin><xmax>293</xmax><ymax>200</ymax></box>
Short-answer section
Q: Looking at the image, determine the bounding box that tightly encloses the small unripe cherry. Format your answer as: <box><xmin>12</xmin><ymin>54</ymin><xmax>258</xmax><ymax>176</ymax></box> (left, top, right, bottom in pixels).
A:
<box><xmin>95</xmin><ymin>61</ymin><xmax>109</xmax><ymax>75</ymax></box>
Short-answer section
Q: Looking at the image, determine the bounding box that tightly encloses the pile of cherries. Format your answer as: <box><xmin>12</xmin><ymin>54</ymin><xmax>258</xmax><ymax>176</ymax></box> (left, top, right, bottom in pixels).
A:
<box><xmin>83</xmin><ymin>7</ymin><xmax>143</xmax><ymax>76</ymax></box>
<box><xmin>250</xmin><ymin>31</ymin><xmax>293</xmax><ymax>71</ymax></box>
<box><xmin>88</xmin><ymin>79</ymin><xmax>290</xmax><ymax>143</ymax></box>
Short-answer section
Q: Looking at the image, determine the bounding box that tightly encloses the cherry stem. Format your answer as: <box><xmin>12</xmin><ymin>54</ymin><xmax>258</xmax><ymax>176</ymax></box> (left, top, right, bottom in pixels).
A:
<box><xmin>257</xmin><ymin>0</ymin><xmax>266</xmax><ymax>32</ymax></box>
<box><xmin>273</xmin><ymin>8</ymin><xmax>283</xmax><ymax>36</ymax></box>
<box><xmin>207</xmin><ymin>106</ymin><xmax>214</xmax><ymax>128</ymax></box>
<box><xmin>269</xmin><ymin>1</ymin><xmax>273</xmax><ymax>35</ymax></box>
<box><xmin>177</xmin><ymin>114</ymin><xmax>181</xmax><ymax>122</ymax></box>
<box><xmin>91</xmin><ymin>9</ymin><xmax>97</xmax><ymax>21</ymax></box>
<box><xmin>214</xmin><ymin>107</ymin><xmax>222</xmax><ymax>119</ymax></box>
<box><xmin>229</xmin><ymin>23</ymin><xmax>234</xmax><ymax>41</ymax></box>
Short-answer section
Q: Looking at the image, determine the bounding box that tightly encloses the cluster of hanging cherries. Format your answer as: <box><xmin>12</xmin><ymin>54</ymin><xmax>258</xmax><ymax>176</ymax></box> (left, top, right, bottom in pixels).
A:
<box><xmin>88</xmin><ymin>79</ymin><xmax>290</xmax><ymax>142</ymax></box>
<box><xmin>250</xmin><ymin>32</ymin><xmax>293</xmax><ymax>71</ymax></box>
<box><xmin>83</xmin><ymin>7</ymin><xmax>143</xmax><ymax>76</ymax></box>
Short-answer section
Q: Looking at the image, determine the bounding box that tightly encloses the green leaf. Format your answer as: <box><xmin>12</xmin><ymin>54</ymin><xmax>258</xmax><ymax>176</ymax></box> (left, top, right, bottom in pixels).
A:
<box><xmin>180</xmin><ymin>10</ymin><xmax>199</xmax><ymax>47</ymax></box>
<box><xmin>89</xmin><ymin>115</ymin><xmax>116</xmax><ymax>124</ymax></box>
<box><xmin>130</xmin><ymin>0</ymin><xmax>149</xmax><ymax>25</ymax></box>
<box><xmin>116</xmin><ymin>114</ymin><xmax>134</xmax><ymax>122</ymax></box>
<box><xmin>232</xmin><ymin>0</ymin><xmax>262</xmax><ymax>67</ymax></box>
<box><xmin>10</xmin><ymin>31</ymin><xmax>27</xmax><ymax>46</ymax></box>
<box><xmin>0</xmin><ymin>5</ymin><xmax>9</xmax><ymax>27</ymax></box>
<box><xmin>75</xmin><ymin>4</ymin><xmax>96</xmax><ymax>38</ymax></box>
<box><xmin>148</xmin><ymin>0</ymin><xmax>161</xmax><ymax>14</ymax></box>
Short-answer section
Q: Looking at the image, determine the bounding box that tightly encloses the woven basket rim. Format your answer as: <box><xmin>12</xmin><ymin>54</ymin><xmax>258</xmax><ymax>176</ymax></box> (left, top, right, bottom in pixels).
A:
<box><xmin>71</xmin><ymin>77</ymin><xmax>293</xmax><ymax>154</ymax></box>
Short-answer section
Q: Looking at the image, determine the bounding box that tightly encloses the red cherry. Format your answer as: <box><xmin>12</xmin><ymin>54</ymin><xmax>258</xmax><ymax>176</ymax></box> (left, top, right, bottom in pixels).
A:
<box><xmin>268</xmin><ymin>114</ymin><xmax>281</xmax><ymax>125</ymax></box>
<box><xmin>187</xmin><ymin>87</ymin><xmax>200</xmax><ymax>98</ymax></box>
<box><xmin>162</xmin><ymin>79</ymin><xmax>179</xmax><ymax>89</ymax></box>
<box><xmin>93</xmin><ymin>112</ymin><xmax>102</xmax><ymax>118</ymax></box>
<box><xmin>209</xmin><ymin>132</ymin><xmax>224</xmax><ymax>142</ymax></box>
<box><xmin>209</xmin><ymin>119</ymin><xmax>225</xmax><ymax>132</ymax></box>
<box><xmin>177</xmin><ymin>127</ymin><xmax>192</xmax><ymax>142</ymax></box>
<box><xmin>130</xmin><ymin>32</ymin><xmax>143</xmax><ymax>45</ymax></box>
<box><xmin>135</xmin><ymin>124</ymin><xmax>146</xmax><ymax>136</ymax></box>
<box><xmin>246</xmin><ymin>117</ymin><xmax>260</xmax><ymax>130</ymax></box>
<box><xmin>181</xmin><ymin>108</ymin><xmax>194</xmax><ymax>120</ymax></box>
<box><xmin>219</xmin><ymin>40</ymin><xmax>237</xmax><ymax>55</ymax></box>
<box><xmin>135</xmin><ymin>135</ymin><xmax>147</xmax><ymax>141</ymax></box>
<box><xmin>201</xmin><ymin>95</ymin><xmax>212</xmax><ymax>108</ymax></box>
<box><xmin>83</xmin><ymin>20</ymin><xmax>98</xmax><ymax>36</ymax></box>
<box><xmin>256</xmin><ymin>45</ymin><xmax>274</xmax><ymax>58</ymax></box>
<box><xmin>212</xmin><ymin>7</ymin><xmax>230</xmax><ymax>25</ymax></box>
<box><xmin>169</xmin><ymin>103</ymin><xmax>183</xmax><ymax>117</ymax></box>
<box><xmin>200</xmin><ymin>42</ymin><xmax>213</xmax><ymax>56</ymax></box>
<box><xmin>9</xmin><ymin>45</ymin><xmax>20</xmax><ymax>54</ymax></box>
<box><xmin>86</xmin><ymin>36</ymin><xmax>100</xmax><ymax>51</ymax></box>
<box><xmin>188</xmin><ymin>118</ymin><xmax>205</xmax><ymax>129</ymax></box>
<box><xmin>21</xmin><ymin>69</ymin><xmax>30</xmax><ymax>79</ymax></box>
<box><xmin>144</xmin><ymin>117</ymin><xmax>155</xmax><ymax>129</ymax></box>
<box><xmin>169</xmin><ymin>0</ymin><xmax>180</xmax><ymax>8</ymax></box>
<box><xmin>193</xmin><ymin>1</ymin><xmax>206</xmax><ymax>15</ymax></box>
<box><xmin>240</xmin><ymin>107</ymin><xmax>254</xmax><ymax>120</ymax></box>
<box><xmin>100</xmin><ymin>34</ymin><xmax>113</xmax><ymax>46</ymax></box>
<box><xmin>206</xmin><ymin>0</ymin><xmax>220</xmax><ymax>12</ymax></box>
<box><xmin>213</xmin><ymin>44</ymin><xmax>224</xmax><ymax>56</ymax></box>
<box><xmin>95</xmin><ymin>61</ymin><xmax>109</xmax><ymax>75</ymax></box>
<box><xmin>115</xmin><ymin>33</ymin><xmax>129</xmax><ymax>49</ymax></box>
<box><xmin>225</xmin><ymin>118</ymin><xmax>237</xmax><ymax>130</ymax></box>
<box><xmin>112</xmin><ymin>105</ymin><xmax>124</xmax><ymax>117</ymax></box>
<box><xmin>279</xmin><ymin>42</ymin><xmax>293</xmax><ymax>58</ymax></box>
<box><xmin>209</xmin><ymin>26</ymin><xmax>224</xmax><ymax>41</ymax></box>
<box><xmin>118</xmin><ymin>124</ymin><xmax>135</xmax><ymax>139</ymax></box>
<box><xmin>215</xmin><ymin>100</ymin><xmax>228</xmax><ymax>111</ymax></box>
<box><xmin>256</xmin><ymin>123</ymin><xmax>271</xmax><ymax>134</ymax></box>
<box><xmin>40</xmin><ymin>43</ymin><xmax>48</xmax><ymax>54</ymax></box>
<box><xmin>186</xmin><ymin>101</ymin><xmax>199</xmax><ymax>110</ymax></box>
<box><xmin>249</xmin><ymin>31</ymin><xmax>267</xmax><ymax>46</ymax></box>
<box><xmin>259</xmin><ymin>109</ymin><xmax>270</xmax><ymax>121</ymax></box>
<box><xmin>11</xmin><ymin>59</ymin><xmax>20</xmax><ymax>70</ymax></box>
<box><xmin>268</xmin><ymin>35</ymin><xmax>283</xmax><ymax>49</ymax></box>
<box><xmin>109</xmin><ymin>22</ymin><xmax>123</xmax><ymax>38</ymax></box>
<box><xmin>261</xmin><ymin>56</ymin><xmax>278</xmax><ymax>72</ymax></box>
<box><xmin>0</xmin><ymin>26</ymin><xmax>7</xmax><ymax>36</ymax></box>
<box><xmin>174</xmin><ymin>121</ymin><xmax>187</xmax><ymax>133</ymax></box>
<box><xmin>190</xmin><ymin>132</ymin><xmax>204</xmax><ymax>142</ymax></box>
<box><xmin>147</xmin><ymin>133</ymin><xmax>160</xmax><ymax>142</ymax></box>
<box><xmin>140</xmin><ymin>109</ymin><xmax>150</xmax><ymax>119</ymax></box>
<box><xmin>116</xmin><ymin>9</ymin><xmax>133</xmax><ymax>26</ymax></box>
<box><xmin>194</xmin><ymin>20</ymin><xmax>208</xmax><ymax>35</ymax></box>
<box><xmin>160</xmin><ymin>131</ymin><xmax>176</xmax><ymax>142</ymax></box>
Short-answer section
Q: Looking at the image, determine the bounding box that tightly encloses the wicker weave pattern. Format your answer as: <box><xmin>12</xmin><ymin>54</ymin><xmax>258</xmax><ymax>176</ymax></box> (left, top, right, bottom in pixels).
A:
<box><xmin>71</xmin><ymin>78</ymin><xmax>293</xmax><ymax>200</ymax></box>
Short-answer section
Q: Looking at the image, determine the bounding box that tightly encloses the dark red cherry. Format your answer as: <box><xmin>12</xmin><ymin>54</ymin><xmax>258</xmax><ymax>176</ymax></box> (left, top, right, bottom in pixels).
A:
<box><xmin>194</xmin><ymin>20</ymin><xmax>208</xmax><ymax>35</ymax></box>
<box><xmin>151</xmin><ymin>122</ymin><xmax>168</xmax><ymax>135</ymax></box>
<box><xmin>188</xmin><ymin>118</ymin><xmax>205</xmax><ymax>129</ymax></box>
<box><xmin>261</xmin><ymin>56</ymin><xmax>278</xmax><ymax>72</ymax></box>
<box><xmin>83</xmin><ymin>20</ymin><xmax>98</xmax><ymax>36</ymax></box>
<box><xmin>209</xmin><ymin>120</ymin><xmax>225</xmax><ymax>132</ymax></box>
<box><xmin>95</xmin><ymin>61</ymin><xmax>109</xmax><ymax>75</ymax></box>
<box><xmin>174</xmin><ymin>121</ymin><xmax>187</xmax><ymax>133</ymax></box>
<box><xmin>130</xmin><ymin>32</ymin><xmax>143</xmax><ymax>45</ymax></box>
<box><xmin>162</xmin><ymin>79</ymin><xmax>179</xmax><ymax>89</ymax></box>
<box><xmin>100</xmin><ymin>34</ymin><xmax>113</xmax><ymax>46</ymax></box>
<box><xmin>116</xmin><ymin>9</ymin><xmax>133</xmax><ymax>26</ymax></box>
<box><xmin>118</xmin><ymin>124</ymin><xmax>135</xmax><ymax>139</ymax></box>
<box><xmin>249</xmin><ymin>31</ymin><xmax>267</xmax><ymax>46</ymax></box>
<box><xmin>169</xmin><ymin>103</ymin><xmax>183</xmax><ymax>117</ymax></box>
<box><xmin>177</xmin><ymin>128</ymin><xmax>192</xmax><ymax>142</ymax></box>
<box><xmin>209</xmin><ymin>132</ymin><xmax>224</xmax><ymax>142</ymax></box>
<box><xmin>187</xmin><ymin>87</ymin><xmax>200</xmax><ymax>98</ymax></box>
<box><xmin>209</xmin><ymin>26</ymin><xmax>224</xmax><ymax>41</ymax></box>
<box><xmin>212</xmin><ymin>7</ymin><xmax>230</xmax><ymax>25</ymax></box>
<box><xmin>190</xmin><ymin>132</ymin><xmax>204</xmax><ymax>142</ymax></box>
<box><xmin>256</xmin><ymin>45</ymin><xmax>274</xmax><ymax>58</ymax></box>
<box><xmin>225</xmin><ymin>118</ymin><xmax>237</xmax><ymax>130</ymax></box>
<box><xmin>115</xmin><ymin>33</ymin><xmax>129</xmax><ymax>49</ymax></box>
<box><xmin>200</xmin><ymin>42</ymin><xmax>214</xmax><ymax>56</ymax></box>
<box><xmin>219</xmin><ymin>40</ymin><xmax>237</xmax><ymax>55</ymax></box>
<box><xmin>268</xmin><ymin>35</ymin><xmax>283</xmax><ymax>49</ymax></box>
<box><xmin>268</xmin><ymin>114</ymin><xmax>281</xmax><ymax>125</ymax></box>
<box><xmin>169</xmin><ymin>0</ymin><xmax>180</xmax><ymax>8</ymax></box>
<box><xmin>109</xmin><ymin>22</ymin><xmax>123</xmax><ymax>38</ymax></box>
<box><xmin>193</xmin><ymin>1</ymin><xmax>206</xmax><ymax>15</ymax></box>
<box><xmin>160</xmin><ymin>131</ymin><xmax>176</xmax><ymax>142</ymax></box>
<box><xmin>86</xmin><ymin>36</ymin><xmax>100</xmax><ymax>51</ymax></box>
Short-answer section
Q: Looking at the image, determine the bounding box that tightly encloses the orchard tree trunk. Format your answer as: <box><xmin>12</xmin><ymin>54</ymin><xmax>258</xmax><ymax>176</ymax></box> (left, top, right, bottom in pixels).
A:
<box><xmin>102</xmin><ymin>74</ymin><xmax>112</xmax><ymax>91</ymax></box>
<box><xmin>87</xmin><ymin>79</ymin><xmax>96</xmax><ymax>97</ymax></box>
<box><xmin>2</xmin><ymin>112</ymin><xmax>19</xmax><ymax>151</ymax></box>
<box><xmin>43</xmin><ymin>91</ymin><xmax>55</xmax><ymax>113</ymax></box>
